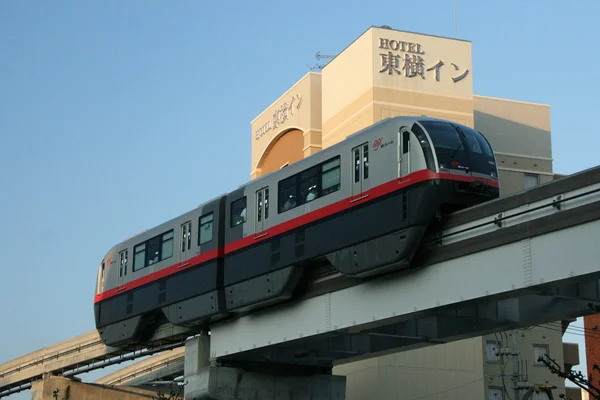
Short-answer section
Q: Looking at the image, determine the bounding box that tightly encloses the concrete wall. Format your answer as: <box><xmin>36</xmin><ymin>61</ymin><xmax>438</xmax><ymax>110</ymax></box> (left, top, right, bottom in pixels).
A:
<box><xmin>333</xmin><ymin>338</ymin><xmax>485</xmax><ymax>400</ymax></box>
<box><xmin>31</xmin><ymin>375</ymin><xmax>180</xmax><ymax>400</ymax></box>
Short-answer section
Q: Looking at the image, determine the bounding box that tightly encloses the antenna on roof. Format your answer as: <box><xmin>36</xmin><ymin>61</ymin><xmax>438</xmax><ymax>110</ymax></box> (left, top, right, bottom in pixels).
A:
<box><xmin>454</xmin><ymin>0</ymin><xmax>457</xmax><ymax>37</ymax></box>
<box><xmin>308</xmin><ymin>51</ymin><xmax>337</xmax><ymax>71</ymax></box>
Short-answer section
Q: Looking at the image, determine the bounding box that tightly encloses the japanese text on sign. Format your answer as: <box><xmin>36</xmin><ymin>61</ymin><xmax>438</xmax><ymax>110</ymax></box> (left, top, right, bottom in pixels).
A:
<box><xmin>377</xmin><ymin>38</ymin><xmax>469</xmax><ymax>83</ymax></box>
<box><xmin>255</xmin><ymin>94</ymin><xmax>303</xmax><ymax>140</ymax></box>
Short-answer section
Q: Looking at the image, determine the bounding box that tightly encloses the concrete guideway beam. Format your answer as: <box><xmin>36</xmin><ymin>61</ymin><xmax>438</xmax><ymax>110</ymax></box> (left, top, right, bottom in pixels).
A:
<box><xmin>94</xmin><ymin>347</ymin><xmax>184</xmax><ymax>386</ymax></box>
<box><xmin>209</xmin><ymin>215</ymin><xmax>600</xmax><ymax>362</ymax></box>
<box><xmin>0</xmin><ymin>323</ymin><xmax>196</xmax><ymax>398</ymax></box>
<box><xmin>213</xmin><ymin>285</ymin><xmax>600</xmax><ymax>369</ymax></box>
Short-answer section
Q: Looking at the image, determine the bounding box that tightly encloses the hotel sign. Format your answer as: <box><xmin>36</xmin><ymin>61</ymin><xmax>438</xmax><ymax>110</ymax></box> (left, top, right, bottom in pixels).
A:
<box><xmin>377</xmin><ymin>37</ymin><xmax>469</xmax><ymax>83</ymax></box>
<box><xmin>255</xmin><ymin>94</ymin><xmax>303</xmax><ymax>140</ymax></box>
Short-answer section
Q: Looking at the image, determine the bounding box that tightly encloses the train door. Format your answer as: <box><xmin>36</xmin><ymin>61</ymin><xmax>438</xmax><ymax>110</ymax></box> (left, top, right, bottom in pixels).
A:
<box><xmin>398</xmin><ymin>127</ymin><xmax>410</xmax><ymax>177</ymax></box>
<box><xmin>351</xmin><ymin>143</ymin><xmax>370</xmax><ymax>196</ymax></box>
<box><xmin>255</xmin><ymin>187</ymin><xmax>269</xmax><ymax>236</ymax></box>
<box><xmin>117</xmin><ymin>249</ymin><xmax>128</xmax><ymax>285</ymax></box>
<box><xmin>180</xmin><ymin>220</ymin><xmax>192</xmax><ymax>262</ymax></box>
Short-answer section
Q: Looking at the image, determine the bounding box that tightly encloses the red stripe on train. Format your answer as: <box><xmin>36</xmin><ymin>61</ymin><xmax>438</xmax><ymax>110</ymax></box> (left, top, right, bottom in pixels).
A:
<box><xmin>94</xmin><ymin>248</ymin><xmax>221</xmax><ymax>303</ymax></box>
<box><xmin>223</xmin><ymin>170</ymin><xmax>498</xmax><ymax>253</ymax></box>
<box><xmin>94</xmin><ymin>171</ymin><xmax>497</xmax><ymax>304</ymax></box>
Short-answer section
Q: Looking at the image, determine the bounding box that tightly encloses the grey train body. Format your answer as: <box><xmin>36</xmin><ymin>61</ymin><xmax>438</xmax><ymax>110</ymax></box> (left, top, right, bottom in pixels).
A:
<box><xmin>94</xmin><ymin>116</ymin><xmax>500</xmax><ymax>347</ymax></box>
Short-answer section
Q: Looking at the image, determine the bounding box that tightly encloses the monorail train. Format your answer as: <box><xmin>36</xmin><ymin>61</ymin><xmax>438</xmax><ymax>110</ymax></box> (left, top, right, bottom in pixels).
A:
<box><xmin>94</xmin><ymin>116</ymin><xmax>500</xmax><ymax>346</ymax></box>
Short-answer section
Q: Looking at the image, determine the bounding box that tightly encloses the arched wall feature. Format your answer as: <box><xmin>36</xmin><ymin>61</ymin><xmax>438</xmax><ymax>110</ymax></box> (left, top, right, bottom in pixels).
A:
<box><xmin>250</xmin><ymin>72</ymin><xmax>323</xmax><ymax>180</ymax></box>
<box><xmin>256</xmin><ymin>128</ymin><xmax>304</xmax><ymax>177</ymax></box>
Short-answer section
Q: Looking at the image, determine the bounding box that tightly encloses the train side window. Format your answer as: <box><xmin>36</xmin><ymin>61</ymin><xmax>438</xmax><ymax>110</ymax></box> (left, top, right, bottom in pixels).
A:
<box><xmin>354</xmin><ymin>148</ymin><xmax>360</xmax><ymax>182</ymax></box>
<box><xmin>321</xmin><ymin>157</ymin><xmax>340</xmax><ymax>196</ymax></box>
<box><xmin>363</xmin><ymin>144</ymin><xmax>369</xmax><ymax>179</ymax></box>
<box><xmin>146</xmin><ymin>235</ymin><xmax>161</xmax><ymax>266</ymax></box>
<box><xmin>132</xmin><ymin>229</ymin><xmax>174</xmax><ymax>272</ymax></box>
<box><xmin>299</xmin><ymin>166</ymin><xmax>318</xmax><ymax>203</ymax></box>
<box><xmin>402</xmin><ymin>130</ymin><xmax>409</xmax><ymax>154</ymax></box>
<box><xmin>279</xmin><ymin>176</ymin><xmax>297</xmax><ymax>213</ymax></box>
<box><xmin>133</xmin><ymin>243</ymin><xmax>146</xmax><ymax>272</ymax></box>
<box><xmin>257</xmin><ymin>190</ymin><xmax>262</xmax><ymax>222</ymax></box>
<box><xmin>199</xmin><ymin>213</ymin><xmax>213</xmax><ymax>244</ymax></box>
<box><xmin>231</xmin><ymin>197</ymin><xmax>247</xmax><ymax>227</ymax></box>
<box><xmin>278</xmin><ymin>155</ymin><xmax>341</xmax><ymax>214</ymax></box>
<box><xmin>264</xmin><ymin>188</ymin><xmax>269</xmax><ymax>219</ymax></box>
<box><xmin>119</xmin><ymin>250</ymin><xmax>128</xmax><ymax>277</ymax></box>
<box><xmin>161</xmin><ymin>230</ymin><xmax>174</xmax><ymax>260</ymax></box>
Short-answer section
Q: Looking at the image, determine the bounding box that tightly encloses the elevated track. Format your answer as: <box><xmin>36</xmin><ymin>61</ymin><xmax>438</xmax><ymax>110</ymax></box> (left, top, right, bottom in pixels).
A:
<box><xmin>2</xmin><ymin>165</ymin><xmax>600</xmax><ymax>398</ymax></box>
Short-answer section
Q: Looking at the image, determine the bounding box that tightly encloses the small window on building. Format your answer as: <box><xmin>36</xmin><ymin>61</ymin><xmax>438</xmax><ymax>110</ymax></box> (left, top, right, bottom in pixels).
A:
<box><xmin>488</xmin><ymin>387</ymin><xmax>504</xmax><ymax>399</ymax></box>
<box><xmin>524</xmin><ymin>173</ymin><xmax>539</xmax><ymax>189</ymax></box>
<box><xmin>485</xmin><ymin>340</ymin><xmax>500</xmax><ymax>363</ymax></box>
<box><xmin>231</xmin><ymin>197</ymin><xmax>247</xmax><ymax>227</ymax></box>
<box><xmin>533</xmin><ymin>344</ymin><xmax>549</xmax><ymax>365</ymax></box>
<box><xmin>199</xmin><ymin>213</ymin><xmax>214</xmax><ymax>245</ymax></box>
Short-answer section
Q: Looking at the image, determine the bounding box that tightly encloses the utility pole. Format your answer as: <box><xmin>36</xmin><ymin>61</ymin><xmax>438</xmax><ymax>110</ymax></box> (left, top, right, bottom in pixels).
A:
<box><xmin>512</xmin><ymin>329</ymin><xmax>520</xmax><ymax>400</ymax></box>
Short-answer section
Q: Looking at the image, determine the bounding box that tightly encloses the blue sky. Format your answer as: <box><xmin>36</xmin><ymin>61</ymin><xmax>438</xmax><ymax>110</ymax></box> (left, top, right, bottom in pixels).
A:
<box><xmin>1</xmin><ymin>0</ymin><xmax>599</xmax><ymax>398</ymax></box>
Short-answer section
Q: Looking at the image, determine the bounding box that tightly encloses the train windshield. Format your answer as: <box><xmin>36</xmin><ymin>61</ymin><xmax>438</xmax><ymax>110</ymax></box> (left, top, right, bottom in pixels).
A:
<box><xmin>419</xmin><ymin>120</ymin><xmax>496</xmax><ymax>176</ymax></box>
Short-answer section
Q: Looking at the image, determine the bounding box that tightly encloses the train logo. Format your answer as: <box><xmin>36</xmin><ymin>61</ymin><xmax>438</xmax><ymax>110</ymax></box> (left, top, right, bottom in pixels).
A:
<box><xmin>373</xmin><ymin>137</ymin><xmax>393</xmax><ymax>151</ymax></box>
<box><xmin>374</xmin><ymin>137</ymin><xmax>383</xmax><ymax>151</ymax></box>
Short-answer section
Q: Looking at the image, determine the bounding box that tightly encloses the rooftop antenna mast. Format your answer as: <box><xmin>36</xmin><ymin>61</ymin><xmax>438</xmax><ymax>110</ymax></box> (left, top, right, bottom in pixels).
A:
<box><xmin>307</xmin><ymin>51</ymin><xmax>336</xmax><ymax>71</ymax></box>
<box><xmin>454</xmin><ymin>0</ymin><xmax>457</xmax><ymax>37</ymax></box>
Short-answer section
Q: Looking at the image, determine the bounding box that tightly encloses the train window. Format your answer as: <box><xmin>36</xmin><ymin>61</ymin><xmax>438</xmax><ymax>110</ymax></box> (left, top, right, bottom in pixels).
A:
<box><xmin>199</xmin><ymin>213</ymin><xmax>213</xmax><ymax>245</ymax></box>
<box><xmin>132</xmin><ymin>229</ymin><xmax>174</xmax><ymax>272</ymax></box>
<box><xmin>299</xmin><ymin>166</ymin><xmax>318</xmax><ymax>203</ymax></box>
<box><xmin>279</xmin><ymin>176</ymin><xmax>297</xmax><ymax>212</ymax></box>
<box><xmin>119</xmin><ymin>250</ymin><xmax>128</xmax><ymax>277</ymax></box>
<box><xmin>146</xmin><ymin>236</ymin><xmax>161</xmax><ymax>266</ymax></box>
<box><xmin>186</xmin><ymin>222</ymin><xmax>191</xmax><ymax>250</ymax></box>
<box><xmin>181</xmin><ymin>223</ymin><xmax>187</xmax><ymax>252</ymax></box>
<box><xmin>321</xmin><ymin>157</ymin><xmax>340</xmax><ymax>196</ymax></box>
<box><xmin>402</xmin><ymin>130</ymin><xmax>409</xmax><ymax>154</ymax></box>
<box><xmin>231</xmin><ymin>197</ymin><xmax>247</xmax><ymax>227</ymax></box>
<box><xmin>354</xmin><ymin>148</ymin><xmax>360</xmax><ymax>182</ymax></box>
<box><xmin>278</xmin><ymin>156</ymin><xmax>341</xmax><ymax>213</ymax></box>
<box><xmin>363</xmin><ymin>144</ymin><xmax>369</xmax><ymax>179</ymax></box>
<box><xmin>161</xmin><ymin>230</ymin><xmax>174</xmax><ymax>260</ymax></box>
<box><xmin>257</xmin><ymin>190</ymin><xmax>262</xmax><ymax>222</ymax></box>
<box><xmin>264</xmin><ymin>188</ymin><xmax>269</xmax><ymax>219</ymax></box>
<box><xmin>133</xmin><ymin>243</ymin><xmax>146</xmax><ymax>272</ymax></box>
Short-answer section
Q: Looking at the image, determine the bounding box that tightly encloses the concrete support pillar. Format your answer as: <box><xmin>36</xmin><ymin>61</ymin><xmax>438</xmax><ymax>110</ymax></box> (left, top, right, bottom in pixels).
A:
<box><xmin>183</xmin><ymin>336</ymin><xmax>346</xmax><ymax>400</ymax></box>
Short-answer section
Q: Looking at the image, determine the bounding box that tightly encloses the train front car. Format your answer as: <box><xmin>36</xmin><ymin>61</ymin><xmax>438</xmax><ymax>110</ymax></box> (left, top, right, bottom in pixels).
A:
<box><xmin>325</xmin><ymin>116</ymin><xmax>499</xmax><ymax>279</ymax></box>
<box><xmin>416</xmin><ymin>118</ymin><xmax>500</xmax><ymax>211</ymax></box>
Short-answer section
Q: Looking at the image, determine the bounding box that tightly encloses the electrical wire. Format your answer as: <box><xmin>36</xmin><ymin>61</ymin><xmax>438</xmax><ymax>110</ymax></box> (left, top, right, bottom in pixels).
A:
<box><xmin>410</xmin><ymin>377</ymin><xmax>484</xmax><ymax>399</ymax></box>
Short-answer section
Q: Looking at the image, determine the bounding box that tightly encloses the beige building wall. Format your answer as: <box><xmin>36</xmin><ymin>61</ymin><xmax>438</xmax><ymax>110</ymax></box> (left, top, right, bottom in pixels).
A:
<box><xmin>473</xmin><ymin>95</ymin><xmax>554</xmax><ymax>196</ymax></box>
<box><xmin>322</xmin><ymin>26</ymin><xmax>474</xmax><ymax>149</ymax></box>
<box><xmin>250</xmin><ymin>72</ymin><xmax>322</xmax><ymax>179</ymax></box>
<box><xmin>334</xmin><ymin>338</ymin><xmax>485</xmax><ymax>399</ymax></box>
<box><xmin>482</xmin><ymin>327</ymin><xmax>567</xmax><ymax>399</ymax></box>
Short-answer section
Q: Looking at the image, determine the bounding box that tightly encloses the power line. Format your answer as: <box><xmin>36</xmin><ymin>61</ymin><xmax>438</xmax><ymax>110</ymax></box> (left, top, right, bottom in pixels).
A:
<box><xmin>411</xmin><ymin>377</ymin><xmax>483</xmax><ymax>399</ymax></box>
